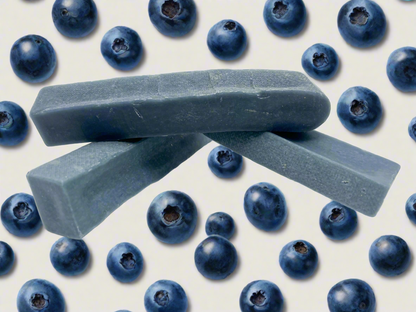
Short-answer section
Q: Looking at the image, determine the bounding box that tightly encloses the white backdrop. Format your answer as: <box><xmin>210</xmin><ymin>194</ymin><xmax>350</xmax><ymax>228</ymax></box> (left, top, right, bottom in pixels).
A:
<box><xmin>1</xmin><ymin>0</ymin><xmax>416</xmax><ymax>311</ymax></box>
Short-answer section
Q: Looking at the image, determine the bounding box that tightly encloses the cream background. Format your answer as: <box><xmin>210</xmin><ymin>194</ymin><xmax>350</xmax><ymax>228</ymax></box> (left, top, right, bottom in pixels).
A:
<box><xmin>0</xmin><ymin>0</ymin><xmax>416</xmax><ymax>311</ymax></box>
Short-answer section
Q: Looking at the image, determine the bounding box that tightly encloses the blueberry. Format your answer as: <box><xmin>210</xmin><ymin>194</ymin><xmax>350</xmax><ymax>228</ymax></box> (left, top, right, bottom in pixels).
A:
<box><xmin>301</xmin><ymin>44</ymin><xmax>339</xmax><ymax>80</ymax></box>
<box><xmin>194</xmin><ymin>235</ymin><xmax>238</xmax><ymax>280</ymax></box>
<box><xmin>147</xmin><ymin>190</ymin><xmax>197</xmax><ymax>244</ymax></box>
<box><xmin>337</xmin><ymin>86</ymin><xmax>383</xmax><ymax>134</ymax></box>
<box><xmin>337</xmin><ymin>0</ymin><xmax>386</xmax><ymax>48</ymax></box>
<box><xmin>319</xmin><ymin>201</ymin><xmax>358</xmax><ymax>240</ymax></box>
<box><xmin>239</xmin><ymin>280</ymin><xmax>284</xmax><ymax>312</ymax></box>
<box><xmin>0</xmin><ymin>101</ymin><xmax>28</xmax><ymax>146</ymax></box>
<box><xmin>205</xmin><ymin>212</ymin><xmax>235</xmax><ymax>239</ymax></box>
<box><xmin>327</xmin><ymin>279</ymin><xmax>376</xmax><ymax>312</ymax></box>
<box><xmin>101</xmin><ymin>26</ymin><xmax>143</xmax><ymax>71</ymax></box>
<box><xmin>148</xmin><ymin>0</ymin><xmax>197</xmax><ymax>37</ymax></box>
<box><xmin>50</xmin><ymin>237</ymin><xmax>90</xmax><ymax>276</ymax></box>
<box><xmin>144</xmin><ymin>280</ymin><xmax>188</xmax><ymax>312</ymax></box>
<box><xmin>263</xmin><ymin>0</ymin><xmax>307</xmax><ymax>37</ymax></box>
<box><xmin>52</xmin><ymin>0</ymin><xmax>98</xmax><ymax>38</ymax></box>
<box><xmin>207</xmin><ymin>20</ymin><xmax>247</xmax><ymax>61</ymax></box>
<box><xmin>17</xmin><ymin>279</ymin><xmax>65</xmax><ymax>312</ymax></box>
<box><xmin>107</xmin><ymin>242</ymin><xmax>143</xmax><ymax>283</ymax></box>
<box><xmin>279</xmin><ymin>240</ymin><xmax>318</xmax><ymax>279</ymax></box>
<box><xmin>405</xmin><ymin>193</ymin><xmax>416</xmax><ymax>223</ymax></box>
<box><xmin>10</xmin><ymin>35</ymin><xmax>56</xmax><ymax>83</ymax></box>
<box><xmin>244</xmin><ymin>182</ymin><xmax>287</xmax><ymax>232</ymax></box>
<box><xmin>1</xmin><ymin>193</ymin><xmax>42</xmax><ymax>237</ymax></box>
<box><xmin>387</xmin><ymin>47</ymin><xmax>416</xmax><ymax>92</ymax></box>
<box><xmin>207</xmin><ymin>146</ymin><xmax>243</xmax><ymax>179</ymax></box>
<box><xmin>408</xmin><ymin>118</ymin><xmax>416</xmax><ymax>142</ymax></box>
<box><xmin>0</xmin><ymin>241</ymin><xmax>14</xmax><ymax>276</ymax></box>
<box><xmin>369</xmin><ymin>235</ymin><xmax>411</xmax><ymax>277</ymax></box>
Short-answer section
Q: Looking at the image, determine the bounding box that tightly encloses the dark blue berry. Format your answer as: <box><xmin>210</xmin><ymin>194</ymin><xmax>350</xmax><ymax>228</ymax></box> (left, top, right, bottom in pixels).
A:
<box><xmin>0</xmin><ymin>241</ymin><xmax>14</xmax><ymax>276</ymax></box>
<box><xmin>405</xmin><ymin>193</ymin><xmax>416</xmax><ymax>223</ymax></box>
<box><xmin>244</xmin><ymin>182</ymin><xmax>287</xmax><ymax>231</ymax></box>
<box><xmin>17</xmin><ymin>279</ymin><xmax>65</xmax><ymax>312</ymax></box>
<box><xmin>10</xmin><ymin>35</ymin><xmax>56</xmax><ymax>83</ymax></box>
<box><xmin>240</xmin><ymin>280</ymin><xmax>284</xmax><ymax>312</ymax></box>
<box><xmin>101</xmin><ymin>26</ymin><xmax>143</xmax><ymax>71</ymax></box>
<box><xmin>207</xmin><ymin>20</ymin><xmax>247</xmax><ymax>61</ymax></box>
<box><xmin>328</xmin><ymin>279</ymin><xmax>376</xmax><ymax>312</ymax></box>
<box><xmin>207</xmin><ymin>146</ymin><xmax>243</xmax><ymax>179</ymax></box>
<box><xmin>205</xmin><ymin>212</ymin><xmax>235</xmax><ymax>239</ymax></box>
<box><xmin>279</xmin><ymin>240</ymin><xmax>318</xmax><ymax>279</ymax></box>
<box><xmin>369</xmin><ymin>235</ymin><xmax>411</xmax><ymax>277</ymax></box>
<box><xmin>263</xmin><ymin>0</ymin><xmax>307</xmax><ymax>37</ymax></box>
<box><xmin>144</xmin><ymin>280</ymin><xmax>188</xmax><ymax>312</ymax></box>
<box><xmin>0</xmin><ymin>101</ymin><xmax>28</xmax><ymax>146</ymax></box>
<box><xmin>194</xmin><ymin>235</ymin><xmax>238</xmax><ymax>280</ymax></box>
<box><xmin>302</xmin><ymin>43</ymin><xmax>339</xmax><ymax>80</ymax></box>
<box><xmin>147</xmin><ymin>191</ymin><xmax>197</xmax><ymax>244</ymax></box>
<box><xmin>148</xmin><ymin>0</ymin><xmax>197</xmax><ymax>37</ymax></box>
<box><xmin>408</xmin><ymin>118</ymin><xmax>416</xmax><ymax>142</ymax></box>
<box><xmin>1</xmin><ymin>193</ymin><xmax>42</xmax><ymax>237</ymax></box>
<box><xmin>50</xmin><ymin>237</ymin><xmax>90</xmax><ymax>276</ymax></box>
<box><xmin>337</xmin><ymin>0</ymin><xmax>386</xmax><ymax>48</ymax></box>
<box><xmin>319</xmin><ymin>201</ymin><xmax>358</xmax><ymax>240</ymax></box>
<box><xmin>387</xmin><ymin>47</ymin><xmax>416</xmax><ymax>92</ymax></box>
<box><xmin>337</xmin><ymin>86</ymin><xmax>383</xmax><ymax>134</ymax></box>
<box><xmin>107</xmin><ymin>242</ymin><xmax>143</xmax><ymax>283</ymax></box>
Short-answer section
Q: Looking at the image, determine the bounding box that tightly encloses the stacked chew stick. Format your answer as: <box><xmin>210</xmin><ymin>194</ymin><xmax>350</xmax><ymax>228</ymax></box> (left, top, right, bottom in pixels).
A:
<box><xmin>26</xmin><ymin>69</ymin><xmax>400</xmax><ymax>239</ymax></box>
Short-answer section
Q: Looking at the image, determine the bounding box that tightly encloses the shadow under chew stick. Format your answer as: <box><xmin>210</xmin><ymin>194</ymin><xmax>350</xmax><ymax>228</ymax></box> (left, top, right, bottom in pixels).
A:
<box><xmin>26</xmin><ymin>134</ymin><xmax>211</xmax><ymax>239</ymax></box>
<box><xmin>205</xmin><ymin>131</ymin><xmax>400</xmax><ymax>217</ymax></box>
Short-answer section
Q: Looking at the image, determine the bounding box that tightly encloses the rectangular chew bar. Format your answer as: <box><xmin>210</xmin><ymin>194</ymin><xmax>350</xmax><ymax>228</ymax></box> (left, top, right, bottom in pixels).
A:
<box><xmin>205</xmin><ymin>131</ymin><xmax>400</xmax><ymax>217</ymax></box>
<box><xmin>26</xmin><ymin>134</ymin><xmax>211</xmax><ymax>239</ymax></box>
<box><xmin>30</xmin><ymin>70</ymin><xmax>330</xmax><ymax>146</ymax></box>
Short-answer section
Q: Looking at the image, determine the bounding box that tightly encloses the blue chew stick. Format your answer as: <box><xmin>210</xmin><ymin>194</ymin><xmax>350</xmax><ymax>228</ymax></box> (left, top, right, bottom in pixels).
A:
<box><xmin>30</xmin><ymin>70</ymin><xmax>330</xmax><ymax>146</ymax></box>
<box><xmin>205</xmin><ymin>131</ymin><xmax>400</xmax><ymax>217</ymax></box>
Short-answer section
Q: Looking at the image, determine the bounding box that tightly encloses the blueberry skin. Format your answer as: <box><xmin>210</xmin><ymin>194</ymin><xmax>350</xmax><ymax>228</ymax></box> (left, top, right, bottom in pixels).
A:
<box><xmin>408</xmin><ymin>117</ymin><xmax>416</xmax><ymax>142</ymax></box>
<box><xmin>263</xmin><ymin>0</ymin><xmax>306</xmax><ymax>37</ymax></box>
<box><xmin>148</xmin><ymin>0</ymin><xmax>197</xmax><ymax>37</ymax></box>
<box><xmin>328</xmin><ymin>279</ymin><xmax>376</xmax><ymax>312</ymax></box>
<box><xmin>337</xmin><ymin>0</ymin><xmax>386</xmax><ymax>48</ymax></box>
<box><xmin>205</xmin><ymin>212</ymin><xmax>235</xmax><ymax>239</ymax></box>
<box><xmin>50</xmin><ymin>237</ymin><xmax>90</xmax><ymax>276</ymax></box>
<box><xmin>369</xmin><ymin>235</ymin><xmax>411</xmax><ymax>277</ymax></box>
<box><xmin>279</xmin><ymin>240</ymin><xmax>318</xmax><ymax>279</ymax></box>
<box><xmin>107</xmin><ymin>242</ymin><xmax>143</xmax><ymax>283</ymax></box>
<box><xmin>301</xmin><ymin>44</ymin><xmax>339</xmax><ymax>80</ymax></box>
<box><xmin>387</xmin><ymin>47</ymin><xmax>416</xmax><ymax>92</ymax></box>
<box><xmin>207</xmin><ymin>20</ymin><xmax>247</xmax><ymax>61</ymax></box>
<box><xmin>52</xmin><ymin>0</ymin><xmax>98</xmax><ymax>38</ymax></box>
<box><xmin>1</xmin><ymin>193</ymin><xmax>42</xmax><ymax>237</ymax></box>
<box><xmin>194</xmin><ymin>235</ymin><xmax>238</xmax><ymax>280</ymax></box>
<box><xmin>144</xmin><ymin>280</ymin><xmax>188</xmax><ymax>312</ymax></box>
<box><xmin>10</xmin><ymin>35</ymin><xmax>56</xmax><ymax>83</ymax></box>
<box><xmin>405</xmin><ymin>193</ymin><xmax>416</xmax><ymax>223</ymax></box>
<box><xmin>207</xmin><ymin>146</ymin><xmax>243</xmax><ymax>179</ymax></box>
<box><xmin>337</xmin><ymin>86</ymin><xmax>382</xmax><ymax>134</ymax></box>
<box><xmin>319</xmin><ymin>201</ymin><xmax>358</xmax><ymax>240</ymax></box>
<box><xmin>101</xmin><ymin>26</ymin><xmax>143</xmax><ymax>71</ymax></box>
<box><xmin>0</xmin><ymin>101</ymin><xmax>28</xmax><ymax>146</ymax></box>
<box><xmin>0</xmin><ymin>241</ymin><xmax>14</xmax><ymax>276</ymax></box>
<box><xmin>147</xmin><ymin>190</ymin><xmax>197</xmax><ymax>244</ymax></box>
<box><xmin>244</xmin><ymin>182</ymin><xmax>287</xmax><ymax>232</ymax></box>
<box><xmin>17</xmin><ymin>279</ymin><xmax>65</xmax><ymax>312</ymax></box>
<box><xmin>240</xmin><ymin>280</ymin><xmax>284</xmax><ymax>312</ymax></box>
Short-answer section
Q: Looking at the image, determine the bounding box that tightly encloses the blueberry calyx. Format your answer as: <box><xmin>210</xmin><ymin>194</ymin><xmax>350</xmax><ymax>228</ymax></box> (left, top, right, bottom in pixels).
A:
<box><xmin>329</xmin><ymin>208</ymin><xmax>345</xmax><ymax>222</ymax></box>
<box><xmin>273</xmin><ymin>1</ymin><xmax>288</xmax><ymax>19</ymax></box>
<box><xmin>294</xmin><ymin>241</ymin><xmax>308</xmax><ymax>254</ymax></box>
<box><xmin>359</xmin><ymin>302</ymin><xmax>367</xmax><ymax>309</ymax></box>
<box><xmin>61</xmin><ymin>8</ymin><xmax>69</xmax><ymax>16</ymax></box>
<box><xmin>0</xmin><ymin>111</ymin><xmax>13</xmax><ymax>129</ymax></box>
<box><xmin>112</xmin><ymin>38</ymin><xmax>129</xmax><ymax>54</ymax></box>
<box><xmin>313</xmin><ymin>53</ymin><xmax>329</xmax><ymax>68</ymax></box>
<box><xmin>404</xmin><ymin>66</ymin><xmax>416</xmax><ymax>79</ymax></box>
<box><xmin>350</xmin><ymin>100</ymin><xmax>368</xmax><ymax>116</ymax></box>
<box><xmin>224</xmin><ymin>21</ymin><xmax>236</xmax><ymax>31</ymax></box>
<box><xmin>13</xmin><ymin>202</ymin><xmax>32</xmax><ymax>220</ymax></box>
<box><xmin>217</xmin><ymin>150</ymin><xmax>233</xmax><ymax>165</ymax></box>
<box><xmin>349</xmin><ymin>7</ymin><xmax>369</xmax><ymax>26</ymax></box>
<box><xmin>120</xmin><ymin>253</ymin><xmax>136</xmax><ymax>270</ymax></box>
<box><xmin>30</xmin><ymin>294</ymin><xmax>49</xmax><ymax>310</ymax></box>
<box><xmin>162</xmin><ymin>0</ymin><xmax>180</xmax><ymax>19</ymax></box>
<box><xmin>250</xmin><ymin>290</ymin><xmax>267</xmax><ymax>306</ymax></box>
<box><xmin>162</xmin><ymin>205</ymin><xmax>181</xmax><ymax>224</ymax></box>
<box><xmin>155</xmin><ymin>290</ymin><xmax>169</xmax><ymax>306</ymax></box>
